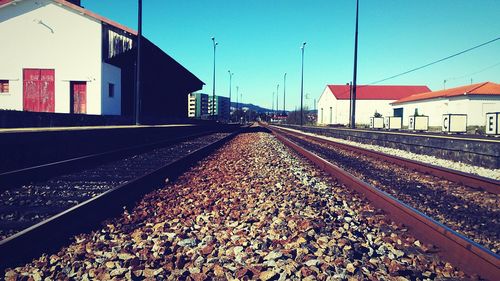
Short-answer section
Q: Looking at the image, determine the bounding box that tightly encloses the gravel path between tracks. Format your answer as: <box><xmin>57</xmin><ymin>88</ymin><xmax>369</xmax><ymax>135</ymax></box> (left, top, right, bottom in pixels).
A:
<box><xmin>5</xmin><ymin>132</ymin><xmax>473</xmax><ymax>280</ymax></box>
<box><xmin>279</xmin><ymin>127</ymin><xmax>500</xmax><ymax>180</ymax></box>
<box><xmin>284</xmin><ymin>133</ymin><xmax>500</xmax><ymax>254</ymax></box>
<box><xmin>0</xmin><ymin>133</ymin><xmax>229</xmax><ymax>240</ymax></box>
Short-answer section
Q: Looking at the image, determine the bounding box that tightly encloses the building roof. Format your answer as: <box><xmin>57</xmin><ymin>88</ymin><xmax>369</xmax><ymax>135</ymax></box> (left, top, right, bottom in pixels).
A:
<box><xmin>327</xmin><ymin>85</ymin><xmax>431</xmax><ymax>100</ymax></box>
<box><xmin>0</xmin><ymin>0</ymin><xmax>137</xmax><ymax>35</ymax></box>
<box><xmin>392</xmin><ymin>82</ymin><xmax>500</xmax><ymax>104</ymax></box>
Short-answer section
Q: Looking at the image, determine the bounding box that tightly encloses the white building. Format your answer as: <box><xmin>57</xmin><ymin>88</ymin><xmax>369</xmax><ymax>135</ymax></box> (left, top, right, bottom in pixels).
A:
<box><xmin>0</xmin><ymin>0</ymin><xmax>134</xmax><ymax>115</ymax></box>
<box><xmin>392</xmin><ymin>82</ymin><xmax>500</xmax><ymax>126</ymax></box>
<box><xmin>317</xmin><ymin>84</ymin><xmax>430</xmax><ymax>125</ymax></box>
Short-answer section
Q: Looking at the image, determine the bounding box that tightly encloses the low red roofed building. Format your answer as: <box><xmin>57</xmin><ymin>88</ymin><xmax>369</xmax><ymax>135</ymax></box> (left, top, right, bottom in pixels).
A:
<box><xmin>391</xmin><ymin>82</ymin><xmax>500</xmax><ymax>126</ymax></box>
<box><xmin>317</xmin><ymin>84</ymin><xmax>430</xmax><ymax>125</ymax></box>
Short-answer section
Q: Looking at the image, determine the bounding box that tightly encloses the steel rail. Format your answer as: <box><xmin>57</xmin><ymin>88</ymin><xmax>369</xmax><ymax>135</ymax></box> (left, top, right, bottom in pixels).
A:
<box><xmin>0</xmin><ymin>130</ymin><xmax>241</xmax><ymax>272</ymax></box>
<box><xmin>271</xmin><ymin>125</ymin><xmax>499</xmax><ymax>194</ymax></box>
<box><xmin>269</xmin><ymin>126</ymin><xmax>499</xmax><ymax>281</ymax></box>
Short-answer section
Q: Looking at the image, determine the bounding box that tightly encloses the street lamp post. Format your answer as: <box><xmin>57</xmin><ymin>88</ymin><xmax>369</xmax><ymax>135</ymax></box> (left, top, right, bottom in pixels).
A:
<box><xmin>276</xmin><ymin>84</ymin><xmax>279</xmax><ymax>116</ymax></box>
<box><xmin>211</xmin><ymin>37</ymin><xmax>218</xmax><ymax>120</ymax></box>
<box><xmin>283</xmin><ymin>73</ymin><xmax>287</xmax><ymax>116</ymax></box>
<box><xmin>272</xmin><ymin>91</ymin><xmax>275</xmax><ymax>116</ymax></box>
<box><xmin>236</xmin><ymin>86</ymin><xmax>239</xmax><ymax>111</ymax></box>
<box><xmin>300</xmin><ymin>42</ymin><xmax>306</xmax><ymax>126</ymax></box>
<box><xmin>228</xmin><ymin>70</ymin><xmax>233</xmax><ymax>121</ymax></box>
<box><xmin>135</xmin><ymin>0</ymin><xmax>142</xmax><ymax>125</ymax></box>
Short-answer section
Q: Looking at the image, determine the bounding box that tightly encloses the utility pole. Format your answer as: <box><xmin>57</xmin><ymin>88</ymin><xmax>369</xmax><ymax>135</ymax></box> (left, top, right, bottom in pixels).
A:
<box><xmin>211</xmin><ymin>37</ymin><xmax>218</xmax><ymax>120</ymax></box>
<box><xmin>300</xmin><ymin>42</ymin><xmax>306</xmax><ymax>126</ymax></box>
<box><xmin>348</xmin><ymin>81</ymin><xmax>352</xmax><ymax>127</ymax></box>
<box><xmin>276</xmin><ymin>84</ymin><xmax>279</xmax><ymax>116</ymax></box>
<box><xmin>272</xmin><ymin>91</ymin><xmax>275</xmax><ymax>116</ymax></box>
<box><xmin>283</xmin><ymin>73</ymin><xmax>287</xmax><ymax>115</ymax></box>
<box><xmin>135</xmin><ymin>0</ymin><xmax>142</xmax><ymax>125</ymax></box>
<box><xmin>228</xmin><ymin>70</ymin><xmax>233</xmax><ymax>121</ymax></box>
<box><xmin>351</xmin><ymin>0</ymin><xmax>359</xmax><ymax>128</ymax></box>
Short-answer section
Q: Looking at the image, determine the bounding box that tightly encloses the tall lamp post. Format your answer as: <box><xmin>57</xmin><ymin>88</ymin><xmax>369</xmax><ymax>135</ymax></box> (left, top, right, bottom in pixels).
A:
<box><xmin>276</xmin><ymin>84</ymin><xmax>279</xmax><ymax>116</ymax></box>
<box><xmin>300</xmin><ymin>42</ymin><xmax>306</xmax><ymax>126</ymax></box>
<box><xmin>283</xmin><ymin>73</ymin><xmax>287</xmax><ymax>116</ymax></box>
<box><xmin>351</xmin><ymin>0</ymin><xmax>359</xmax><ymax>128</ymax></box>
<box><xmin>236</xmin><ymin>86</ymin><xmax>239</xmax><ymax>111</ymax></box>
<box><xmin>228</xmin><ymin>70</ymin><xmax>233</xmax><ymax>121</ymax></box>
<box><xmin>272</xmin><ymin>92</ymin><xmax>275</xmax><ymax>116</ymax></box>
<box><xmin>211</xmin><ymin>37</ymin><xmax>218</xmax><ymax>120</ymax></box>
<box><xmin>135</xmin><ymin>0</ymin><xmax>142</xmax><ymax>125</ymax></box>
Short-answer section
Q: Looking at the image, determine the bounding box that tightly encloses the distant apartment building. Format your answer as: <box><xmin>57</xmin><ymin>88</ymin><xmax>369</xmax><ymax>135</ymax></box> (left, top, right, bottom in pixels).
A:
<box><xmin>209</xmin><ymin>96</ymin><xmax>230</xmax><ymax>121</ymax></box>
<box><xmin>188</xmin><ymin>92</ymin><xmax>209</xmax><ymax>118</ymax></box>
<box><xmin>188</xmin><ymin>93</ymin><xmax>230</xmax><ymax>121</ymax></box>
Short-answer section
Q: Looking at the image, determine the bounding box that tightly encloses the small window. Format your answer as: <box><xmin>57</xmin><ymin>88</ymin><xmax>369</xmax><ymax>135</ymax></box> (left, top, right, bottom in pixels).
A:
<box><xmin>0</xmin><ymin>80</ymin><xmax>9</xmax><ymax>93</ymax></box>
<box><xmin>108</xmin><ymin>83</ymin><xmax>114</xmax><ymax>98</ymax></box>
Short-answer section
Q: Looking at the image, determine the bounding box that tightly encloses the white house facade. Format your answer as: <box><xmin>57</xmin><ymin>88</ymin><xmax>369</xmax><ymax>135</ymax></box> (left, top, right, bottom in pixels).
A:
<box><xmin>317</xmin><ymin>85</ymin><xmax>430</xmax><ymax>126</ymax></box>
<box><xmin>0</xmin><ymin>0</ymin><xmax>130</xmax><ymax>115</ymax></box>
<box><xmin>392</xmin><ymin>82</ymin><xmax>500</xmax><ymax>127</ymax></box>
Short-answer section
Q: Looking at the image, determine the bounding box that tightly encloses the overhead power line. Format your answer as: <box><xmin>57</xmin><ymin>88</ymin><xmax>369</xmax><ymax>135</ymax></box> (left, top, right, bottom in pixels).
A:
<box><xmin>369</xmin><ymin>36</ymin><xmax>500</xmax><ymax>85</ymax></box>
<box><xmin>444</xmin><ymin>61</ymin><xmax>500</xmax><ymax>82</ymax></box>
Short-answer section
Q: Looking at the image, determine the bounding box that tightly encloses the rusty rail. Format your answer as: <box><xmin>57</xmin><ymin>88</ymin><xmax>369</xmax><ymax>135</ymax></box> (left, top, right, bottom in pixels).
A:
<box><xmin>0</xmin><ymin>129</ymin><xmax>242</xmax><ymax>273</ymax></box>
<box><xmin>269</xmin><ymin>126</ymin><xmax>500</xmax><ymax>281</ymax></box>
<box><xmin>271</xmin><ymin>125</ymin><xmax>499</xmax><ymax>194</ymax></box>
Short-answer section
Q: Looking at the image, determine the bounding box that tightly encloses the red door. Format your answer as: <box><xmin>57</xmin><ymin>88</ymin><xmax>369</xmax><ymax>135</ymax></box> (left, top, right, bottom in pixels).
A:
<box><xmin>23</xmin><ymin>69</ymin><xmax>55</xmax><ymax>112</ymax></box>
<box><xmin>71</xmin><ymin>81</ymin><xmax>87</xmax><ymax>114</ymax></box>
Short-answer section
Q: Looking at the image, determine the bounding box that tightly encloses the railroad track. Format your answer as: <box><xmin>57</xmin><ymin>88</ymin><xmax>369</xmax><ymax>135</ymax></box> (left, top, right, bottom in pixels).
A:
<box><xmin>0</xmin><ymin>128</ymin><xmax>241</xmax><ymax>272</ymax></box>
<box><xmin>267</xmin><ymin>125</ymin><xmax>499</xmax><ymax>280</ymax></box>
<box><xmin>3</xmin><ymin>128</ymin><xmax>490</xmax><ymax>280</ymax></box>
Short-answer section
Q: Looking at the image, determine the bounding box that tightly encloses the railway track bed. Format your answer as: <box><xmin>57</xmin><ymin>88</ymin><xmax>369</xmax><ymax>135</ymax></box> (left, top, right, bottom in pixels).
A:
<box><xmin>0</xmin><ymin>133</ymin><xmax>231</xmax><ymax>240</ymax></box>
<box><xmin>269</xmin><ymin>126</ymin><xmax>500</xmax><ymax>255</ymax></box>
<box><xmin>4</xmin><ymin>130</ymin><xmax>493</xmax><ymax>280</ymax></box>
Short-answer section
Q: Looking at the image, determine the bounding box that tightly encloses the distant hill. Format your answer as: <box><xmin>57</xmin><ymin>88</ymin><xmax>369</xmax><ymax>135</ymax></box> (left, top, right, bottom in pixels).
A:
<box><xmin>231</xmin><ymin>102</ymin><xmax>276</xmax><ymax>113</ymax></box>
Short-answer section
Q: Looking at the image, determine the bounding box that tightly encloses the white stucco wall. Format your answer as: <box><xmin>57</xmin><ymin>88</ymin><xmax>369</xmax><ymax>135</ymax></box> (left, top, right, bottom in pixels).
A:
<box><xmin>392</xmin><ymin>96</ymin><xmax>500</xmax><ymax>127</ymax></box>
<box><xmin>0</xmin><ymin>0</ymin><xmax>121</xmax><ymax>115</ymax></box>
<box><xmin>101</xmin><ymin>63</ymin><xmax>121</xmax><ymax>115</ymax></box>
<box><xmin>317</xmin><ymin>87</ymin><xmax>338</xmax><ymax>125</ymax></box>
<box><xmin>317</xmin><ymin>87</ymin><xmax>397</xmax><ymax>125</ymax></box>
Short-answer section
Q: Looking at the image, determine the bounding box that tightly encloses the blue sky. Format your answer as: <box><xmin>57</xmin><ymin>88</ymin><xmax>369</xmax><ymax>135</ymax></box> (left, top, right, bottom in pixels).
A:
<box><xmin>83</xmin><ymin>0</ymin><xmax>500</xmax><ymax>110</ymax></box>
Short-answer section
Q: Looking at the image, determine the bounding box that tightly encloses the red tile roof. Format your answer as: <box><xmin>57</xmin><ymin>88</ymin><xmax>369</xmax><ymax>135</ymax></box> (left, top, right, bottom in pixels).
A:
<box><xmin>327</xmin><ymin>85</ymin><xmax>430</xmax><ymax>100</ymax></box>
<box><xmin>392</xmin><ymin>82</ymin><xmax>500</xmax><ymax>104</ymax></box>
<box><xmin>0</xmin><ymin>0</ymin><xmax>137</xmax><ymax>35</ymax></box>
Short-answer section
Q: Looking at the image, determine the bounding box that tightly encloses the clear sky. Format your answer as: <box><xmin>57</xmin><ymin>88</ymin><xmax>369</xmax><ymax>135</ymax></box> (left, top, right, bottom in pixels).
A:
<box><xmin>82</xmin><ymin>0</ymin><xmax>500</xmax><ymax>111</ymax></box>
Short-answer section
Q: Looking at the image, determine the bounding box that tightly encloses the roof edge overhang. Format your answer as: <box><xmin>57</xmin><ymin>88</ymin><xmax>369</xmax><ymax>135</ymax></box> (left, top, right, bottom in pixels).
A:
<box><xmin>0</xmin><ymin>0</ymin><xmax>137</xmax><ymax>35</ymax></box>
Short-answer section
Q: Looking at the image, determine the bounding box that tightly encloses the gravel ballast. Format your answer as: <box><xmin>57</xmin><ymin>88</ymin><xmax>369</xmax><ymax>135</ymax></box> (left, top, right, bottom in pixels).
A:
<box><xmin>277</xmin><ymin>126</ymin><xmax>500</xmax><ymax>181</ymax></box>
<box><xmin>0</xmin><ymin>133</ymin><xmax>229</xmax><ymax>240</ymax></box>
<box><xmin>4</xmin><ymin>132</ymin><xmax>473</xmax><ymax>280</ymax></box>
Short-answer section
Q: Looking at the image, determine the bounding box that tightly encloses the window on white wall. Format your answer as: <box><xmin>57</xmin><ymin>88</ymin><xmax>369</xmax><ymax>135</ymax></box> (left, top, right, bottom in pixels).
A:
<box><xmin>0</xmin><ymin>80</ymin><xmax>9</xmax><ymax>93</ymax></box>
<box><xmin>108</xmin><ymin>83</ymin><xmax>115</xmax><ymax>98</ymax></box>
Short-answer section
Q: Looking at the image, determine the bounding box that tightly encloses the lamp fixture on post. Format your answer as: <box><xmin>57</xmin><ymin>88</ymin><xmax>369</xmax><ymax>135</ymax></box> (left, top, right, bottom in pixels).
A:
<box><xmin>211</xmin><ymin>37</ymin><xmax>218</xmax><ymax>120</ymax></box>
<box><xmin>300</xmin><ymin>42</ymin><xmax>306</xmax><ymax>126</ymax></box>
